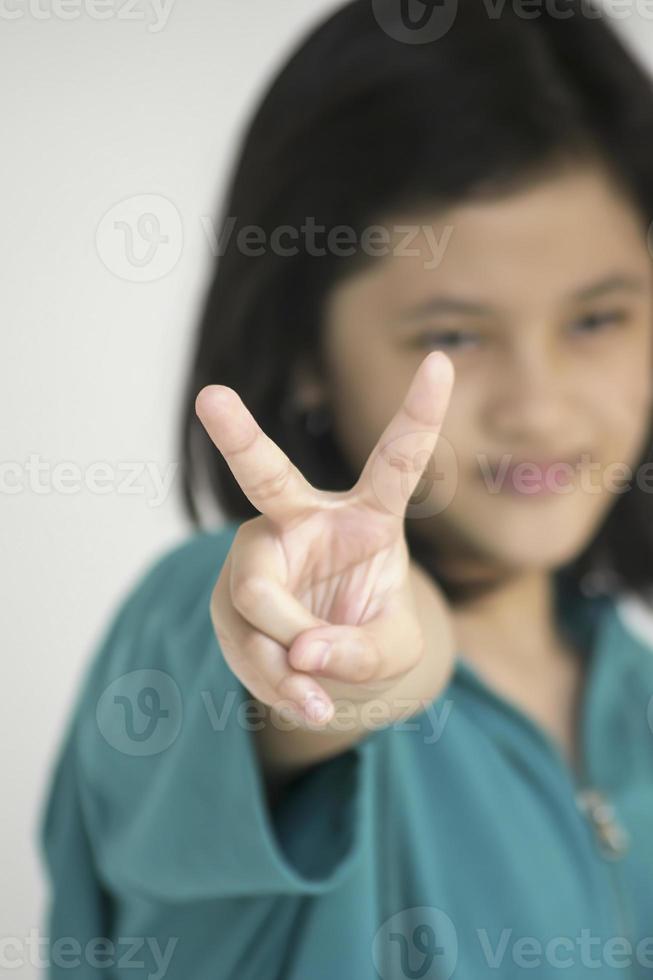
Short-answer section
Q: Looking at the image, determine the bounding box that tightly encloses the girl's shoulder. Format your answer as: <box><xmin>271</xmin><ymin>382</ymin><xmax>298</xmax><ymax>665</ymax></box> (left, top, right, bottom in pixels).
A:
<box><xmin>70</xmin><ymin>519</ymin><xmax>245</xmax><ymax>732</ymax></box>
<box><xmin>109</xmin><ymin>518</ymin><xmax>243</xmax><ymax>637</ymax></box>
<box><xmin>616</xmin><ymin>592</ymin><xmax>653</xmax><ymax>655</ymax></box>
<box><xmin>120</xmin><ymin>519</ymin><xmax>243</xmax><ymax>620</ymax></box>
<box><xmin>612</xmin><ymin>592</ymin><xmax>653</xmax><ymax>689</ymax></box>
<box><xmin>586</xmin><ymin>589</ymin><xmax>653</xmax><ymax>730</ymax></box>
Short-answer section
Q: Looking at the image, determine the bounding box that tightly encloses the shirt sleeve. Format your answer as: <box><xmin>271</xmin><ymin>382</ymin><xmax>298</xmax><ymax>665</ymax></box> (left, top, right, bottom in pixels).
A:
<box><xmin>39</xmin><ymin>711</ymin><xmax>114</xmax><ymax>978</ymax></box>
<box><xmin>39</xmin><ymin>522</ymin><xmax>383</xmax><ymax>912</ymax></box>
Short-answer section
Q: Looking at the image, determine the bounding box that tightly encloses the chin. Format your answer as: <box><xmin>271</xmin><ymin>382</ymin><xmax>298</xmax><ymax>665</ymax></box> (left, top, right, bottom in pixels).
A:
<box><xmin>480</xmin><ymin>527</ymin><xmax>593</xmax><ymax>572</ymax></box>
<box><xmin>455</xmin><ymin>504</ymin><xmax>597</xmax><ymax>571</ymax></box>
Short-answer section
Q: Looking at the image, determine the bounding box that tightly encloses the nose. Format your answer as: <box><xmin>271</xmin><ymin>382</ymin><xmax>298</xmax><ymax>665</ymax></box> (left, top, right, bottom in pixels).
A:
<box><xmin>485</xmin><ymin>340</ymin><xmax>569</xmax><ymax>443</ymax></box>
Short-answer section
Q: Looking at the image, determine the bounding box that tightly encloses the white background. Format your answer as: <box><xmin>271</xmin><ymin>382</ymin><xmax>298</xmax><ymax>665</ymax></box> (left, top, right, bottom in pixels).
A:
<box><xmin>2</xmin><ymin>2</ymin><xmax>653</xmax><ymax>976</ymax></box>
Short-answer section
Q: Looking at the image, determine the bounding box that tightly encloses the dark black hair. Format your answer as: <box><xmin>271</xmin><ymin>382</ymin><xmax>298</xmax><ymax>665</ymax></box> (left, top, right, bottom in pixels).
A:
<box><xmin>179</xmin><ymin>0</ymin><xmax>653</xmax><ymax>602</ymax></box>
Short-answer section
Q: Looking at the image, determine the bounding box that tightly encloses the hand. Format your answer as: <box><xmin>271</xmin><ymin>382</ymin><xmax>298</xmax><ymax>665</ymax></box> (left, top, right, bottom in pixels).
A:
<box><xmin>195</xmin><ymin>351</ymin><xmax>456</xmax><ymax>729</ymax></box>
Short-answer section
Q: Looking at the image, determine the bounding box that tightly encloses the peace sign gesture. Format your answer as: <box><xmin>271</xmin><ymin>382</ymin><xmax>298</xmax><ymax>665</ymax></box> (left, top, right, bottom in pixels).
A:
<box><xmin>195</xmin><ymin>351</ymin><xmax>456</xmax><ymax>732</ymax></box>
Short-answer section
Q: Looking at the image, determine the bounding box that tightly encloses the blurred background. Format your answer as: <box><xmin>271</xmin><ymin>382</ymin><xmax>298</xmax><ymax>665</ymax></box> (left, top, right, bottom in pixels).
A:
<box><xmin>3</xmin><ymin>1</ymin><xmax>653</xmax><ymax>976</ymax></box>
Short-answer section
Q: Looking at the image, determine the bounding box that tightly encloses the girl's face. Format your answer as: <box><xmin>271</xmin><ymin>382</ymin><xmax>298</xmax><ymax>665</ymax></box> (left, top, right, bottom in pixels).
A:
<box><xmin>304</xmin><ymin>165</ymin><xmax>653</xmax><ymax>583</ymax></box>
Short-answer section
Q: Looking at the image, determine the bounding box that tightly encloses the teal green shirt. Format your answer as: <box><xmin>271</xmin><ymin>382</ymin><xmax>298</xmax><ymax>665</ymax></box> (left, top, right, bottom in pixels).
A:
<box><xmin>40</xmin><ymin>520</ymin><xmax>653</xmax><ymax>979</ymax></box>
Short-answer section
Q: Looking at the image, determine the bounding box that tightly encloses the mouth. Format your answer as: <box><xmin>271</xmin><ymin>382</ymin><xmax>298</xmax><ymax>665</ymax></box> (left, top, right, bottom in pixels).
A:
<box><xmin>481</xmin><ymin>453</ymin><xmax>585</xmax><ymax>496</ymax></box>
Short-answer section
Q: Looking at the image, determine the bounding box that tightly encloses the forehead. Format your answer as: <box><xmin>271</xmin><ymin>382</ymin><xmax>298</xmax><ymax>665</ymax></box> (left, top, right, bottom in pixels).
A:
<box><xmin>340</xmin><ymin>166</ymin><xmax>650</xmax><ymax>316</ymax></box>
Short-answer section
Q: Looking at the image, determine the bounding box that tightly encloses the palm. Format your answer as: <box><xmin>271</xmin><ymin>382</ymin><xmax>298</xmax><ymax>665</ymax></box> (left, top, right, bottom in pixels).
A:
<box><xmin>274</xmin><ymin>502</ymin><xmax>409</xmax><ymax>628</ymax></box>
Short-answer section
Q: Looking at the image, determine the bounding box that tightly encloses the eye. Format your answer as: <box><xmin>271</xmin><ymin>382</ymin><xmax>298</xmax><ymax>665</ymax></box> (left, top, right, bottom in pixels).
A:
<box><xmin>409</xmin><ymin>328</ymin><xmax>481</xmax><ymax>352</ymax></box>
<box><xmin>569</xmin><ymin>309</ymin><xmax>629</xmax><ymax>335</ymax></box>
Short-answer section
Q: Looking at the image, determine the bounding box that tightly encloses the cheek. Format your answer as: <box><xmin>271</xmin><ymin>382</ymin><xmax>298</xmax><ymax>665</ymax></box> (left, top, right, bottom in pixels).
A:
<box><xmin>330</xmin><ymin>374</ymin><xmax>409</xmax><ymax>477</ymax></box>
<box><xmin>587</xmin><ymin>355</ymin><xmax>653</xmax><ymax>463</ymax></box>
<box><xmin>328</xmin><ymin>343</ymin><xmax>423</xmax><ymax>464</ymax></box>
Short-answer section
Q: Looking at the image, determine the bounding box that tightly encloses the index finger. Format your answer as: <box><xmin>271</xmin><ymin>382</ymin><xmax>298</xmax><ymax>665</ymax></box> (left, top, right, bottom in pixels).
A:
<box><xmin>354</xmin><ymin>351</ymin><xmax>455</xmax><ymax>521</ymax></box>
<box><xmin>195</xmin><ymin>385</ymin><xmax>320</xmax><ymax>525</ymax></box>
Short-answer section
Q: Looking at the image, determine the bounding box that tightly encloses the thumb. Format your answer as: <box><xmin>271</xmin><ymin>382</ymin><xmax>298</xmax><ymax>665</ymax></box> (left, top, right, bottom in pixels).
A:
<box><xmin>287</xmin><ymin>585</ymin><xmax>424</xmax><ymax>687</ymax></box>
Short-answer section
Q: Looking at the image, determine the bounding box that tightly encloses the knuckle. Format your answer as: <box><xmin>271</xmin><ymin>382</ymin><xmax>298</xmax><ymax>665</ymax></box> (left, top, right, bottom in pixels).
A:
<box><xmin>210</xmin><ymin>561</ymin><xmax>228</xmax><ymax>604</ymax></box>
<box><xmin>274</xmin><ymin>673</ymin><xmax>301</xmax><ymax>704</ymax></box>
<box><xmin>235</xmin><ymin>662</ymin><xmax>266</xmax><ymax>702</ymax></box>
<box><xmin>210</xmin><ymin>575</ymin><xmax>225</xmax><ymax>612</ymax></box>
<box><xmin>244</xmin><ymin>630</ymin><xmax>275</xmax><ymax>663</ymax></box>
<box><xmin>378</xmin><ymin>440</ymin><xmax>415</xmax><ymax>474</ymax></box>
<box><xmin>232</xmin><ymin>575</ymin><xmax>269</xmax><ymax>615</ymax></box>
<box><xmin>244</xmin><ymin>462</ymin><xmax>292</xmax><ymax>503</ymax></box>
<box><xmin>210</xmin><ymin>616</ymin><xmax>238</xmax><ymax>669</ymax></box>
<box><xmin>210</xmin><ymin>593</ymin><xmax>231</xmax><ymax>641</ymax></box>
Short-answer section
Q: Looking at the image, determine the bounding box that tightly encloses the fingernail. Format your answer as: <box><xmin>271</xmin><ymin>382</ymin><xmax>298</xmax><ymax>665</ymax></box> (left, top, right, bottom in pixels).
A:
<box><xmin>298</xmin><ymin>640</ymin><xmax>331</xmax><ymax>671</ymax></box>
<box><xmin>303</xmin><ymin>693</ymin><xmax>333</xmax><ymax>724</ymax></box>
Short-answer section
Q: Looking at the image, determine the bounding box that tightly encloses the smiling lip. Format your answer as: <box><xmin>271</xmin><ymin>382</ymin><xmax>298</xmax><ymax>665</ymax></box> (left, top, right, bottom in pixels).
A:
<box><xmin>484</xmin><ymin>455</ymin><xmax>584</xmax><ymax>494</ymax></box>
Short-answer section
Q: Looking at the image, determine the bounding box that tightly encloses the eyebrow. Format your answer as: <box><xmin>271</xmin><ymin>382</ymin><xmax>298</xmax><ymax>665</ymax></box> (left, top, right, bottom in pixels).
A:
<box><xmin>397</xmin><ymin>273</ymin><xmax>649</xmax><ymax>322</ymax></box>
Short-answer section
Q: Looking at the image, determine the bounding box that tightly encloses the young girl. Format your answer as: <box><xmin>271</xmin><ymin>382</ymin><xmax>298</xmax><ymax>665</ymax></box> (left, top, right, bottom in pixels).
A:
<box><xmin>41</xmin><ymin>1</ymin><xmax>653</xmax><ymax>977</ymax></box>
